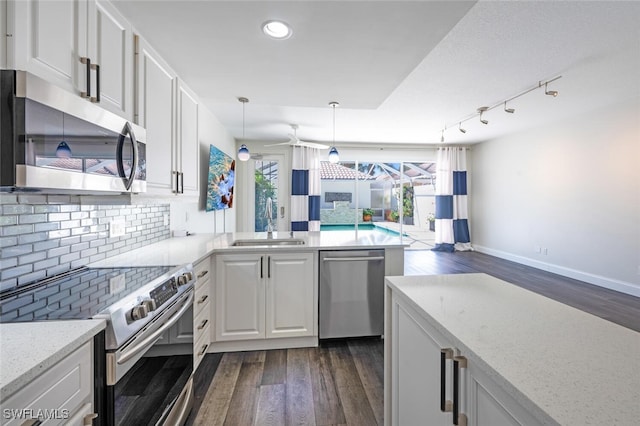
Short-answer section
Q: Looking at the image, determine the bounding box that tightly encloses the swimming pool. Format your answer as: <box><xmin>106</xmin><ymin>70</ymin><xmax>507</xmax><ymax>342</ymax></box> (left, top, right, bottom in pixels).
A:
<box><xmin>320</xmin><ymin>223</ymin><xmax>404</xmax><ymax>236</ymax></box>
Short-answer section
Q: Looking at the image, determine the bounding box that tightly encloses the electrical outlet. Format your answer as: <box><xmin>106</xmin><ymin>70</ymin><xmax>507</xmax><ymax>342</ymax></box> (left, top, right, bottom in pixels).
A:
<box><xmin>163</xmin><ymin>214</ymin><xmax>169</xmax><ymax>226</ymax></box>
<box><xmin>109</xmin><ymin>274</ymin><xmax>126</xmax><ymax>295</ymax></box>
<box><xmin>109</xmin><ymin>218</ymin><xmax>126</xmax><ymax>238</ymax></box>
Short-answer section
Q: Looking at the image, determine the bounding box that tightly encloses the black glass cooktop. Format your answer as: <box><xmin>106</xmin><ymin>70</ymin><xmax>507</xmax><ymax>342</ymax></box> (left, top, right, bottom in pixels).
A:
<box><xmin>0</xmin><ymin>266</ymin><xmax>173</xmax><ymax>323</ymax></box>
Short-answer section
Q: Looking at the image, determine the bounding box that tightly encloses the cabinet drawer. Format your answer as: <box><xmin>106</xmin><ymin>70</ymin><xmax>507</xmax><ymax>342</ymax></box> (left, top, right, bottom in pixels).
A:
<box><xmin>193</xmin><ymin>299</ymin><xmax>211</xmax><ymax>343</ymax></box>
<box><xmin>2</xmin><ymin>341</ymin><xmax>93</xmax><ymax>426</ymax></box>
<box><xmin>194</xmin><ymin>325</ymin><xmax>210</xmax><ymax>372</ymax></box>
<box><xmin>194</xmin><ymin>278</ymin><xmax>211</xmax><ymax>317</ymax></box>
<box><xmin>194</xmin><ymin>258</ymin><xmax>211</xmax><ymax>287</ymax></box>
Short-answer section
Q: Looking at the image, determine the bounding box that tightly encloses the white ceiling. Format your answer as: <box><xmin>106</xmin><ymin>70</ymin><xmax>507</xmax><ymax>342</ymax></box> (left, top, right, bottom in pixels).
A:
<box><xmin>111</xmin><ymin>0</ymin><xmax>640</xmax><ymax>146</ymax></box>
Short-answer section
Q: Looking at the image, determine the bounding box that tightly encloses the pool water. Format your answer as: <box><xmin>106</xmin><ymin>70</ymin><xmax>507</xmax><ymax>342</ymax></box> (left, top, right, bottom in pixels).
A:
<box><xmin>320</xmin><ymin>223</ymin><xmax>402</xmax><ymax>236</ymax></box>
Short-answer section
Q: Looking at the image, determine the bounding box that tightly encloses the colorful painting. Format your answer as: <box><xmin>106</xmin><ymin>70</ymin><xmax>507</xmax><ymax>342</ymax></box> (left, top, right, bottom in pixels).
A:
<box><xmin>206</xmin><ymin>145</ymin><xmax>235</xmax><ymax>211</ymax></box>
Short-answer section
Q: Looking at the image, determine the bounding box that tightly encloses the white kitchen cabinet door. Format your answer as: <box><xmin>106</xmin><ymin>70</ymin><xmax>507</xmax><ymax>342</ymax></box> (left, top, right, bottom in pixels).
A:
<box><xmin>176</xmin><ymin>80</ymin><xmax>199</xmax><ymax>195</ymax></box>
<box><xmin>465</xmin><ymin>360</ymin><xmax>542</xmax><ymax>426</ymax></box>
<box><xmin>8</xmin><ymin>0</ymin><xmax>133</xmax><ymax>119</ymax></box>
<box><xmin>2</xmin><ymin>340</ymin><xmax>94</xmax><ymax>425</ymax></box>
<box><xmin>9</xmin><ymin>0</ymin><xmax>86</xmax><ymax>95</ymax></box>
<box><xmin>215</xmin><ymin>253</ymin><xmax>265</xmax><ymax>341</ymax></box>
<box><xmin>391</xmin><ymin>298</ymin><xmax>452</xmax><ymax>426</ymax></box>
<box><xmin>135</xmin><ymin>35</ymin><xmax>176</xmax><ymax>193</ymax></box>
<box><xmin>87</xmin><ymin>0</ymin><xmax>133</xmax><ymax>120</ymax></box>
<box><xmin>266</xmin><ymin>252</ymin><xmax>315</xmax><ymax>338</ymax></box>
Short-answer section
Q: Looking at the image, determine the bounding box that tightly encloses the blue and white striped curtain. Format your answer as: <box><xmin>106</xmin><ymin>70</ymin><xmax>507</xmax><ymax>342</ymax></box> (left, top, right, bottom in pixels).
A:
<box><xmin>291</xmin><ymin>146</ymin><xmax>321</xmax><ymax>231</ymax></box>
<box><xmin>433</xmin><ymin>147</ymin><xmax>472</xmax><ymax>252</ymax></box>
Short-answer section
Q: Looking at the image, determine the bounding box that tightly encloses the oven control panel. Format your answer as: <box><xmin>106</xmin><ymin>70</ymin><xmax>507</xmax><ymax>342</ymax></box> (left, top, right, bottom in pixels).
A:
<box><xmin>150</xmin><ymin>277</ymin><xmax>178</xmax><ymax>309</ymax></box>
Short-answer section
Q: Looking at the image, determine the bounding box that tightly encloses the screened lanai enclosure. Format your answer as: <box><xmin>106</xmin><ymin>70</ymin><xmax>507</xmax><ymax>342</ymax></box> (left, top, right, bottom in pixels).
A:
<box><xmin>253</xmin><ymin>159</ymin><xmax>437</xmax><ymax>247</ymax></box>
<box><xmin>320</xmin><ymin>161</ymin><xmax>437</xmax><ymax>229</ymax></box>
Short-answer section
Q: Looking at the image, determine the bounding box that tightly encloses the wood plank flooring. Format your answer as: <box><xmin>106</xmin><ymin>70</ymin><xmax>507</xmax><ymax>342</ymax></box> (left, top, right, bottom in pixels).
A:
<box><xmin>187</xmin><ymin>249</ymin><xmax>640</xmax><ymax>426</ymax></box>
<box><xmin>189</xmin><ymin>338</ymin><xmax>384</xmax><ymax>426</ymax></box>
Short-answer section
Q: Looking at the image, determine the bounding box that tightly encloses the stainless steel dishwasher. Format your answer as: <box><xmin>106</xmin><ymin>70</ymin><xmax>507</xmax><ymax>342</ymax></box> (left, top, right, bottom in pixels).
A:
<box><xmin>319</xmin><ymin>249</ymin><xmax>385</xmax><ymax>339</ymax></box>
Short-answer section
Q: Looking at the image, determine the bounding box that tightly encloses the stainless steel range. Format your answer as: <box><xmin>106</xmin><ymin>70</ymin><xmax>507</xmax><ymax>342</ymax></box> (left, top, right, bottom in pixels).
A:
<box><xmin>0</xmin><ymin>264</ymin><xmax>196</xmax><ymax>426</ymax></box>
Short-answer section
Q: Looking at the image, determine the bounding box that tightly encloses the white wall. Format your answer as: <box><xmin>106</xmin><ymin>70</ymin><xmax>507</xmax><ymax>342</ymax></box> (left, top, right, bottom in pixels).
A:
<box><xmin>470</xmin><ymin>97</ymin><xmax>640</xmax><ymax>296</ymax></box>
<box><xmin>170</xmin><ymin>106</ymin><xmax>236</xmax><ymax>234</ymax></box>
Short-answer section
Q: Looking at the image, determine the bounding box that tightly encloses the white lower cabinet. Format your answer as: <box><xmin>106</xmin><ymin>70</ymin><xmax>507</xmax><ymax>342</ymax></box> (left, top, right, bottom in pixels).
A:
<box><xmin>387</xmin><ymin>293</ymin><xmax>542</xmax><ymax>426</ymax></box>
<box><xmin>1</xmin><ymin>341</ymin><xmax>95</xmax><ymax>426</ymax></box>
<box><xmin>214</xmin><ymin>251</ymin><xmax>316</xmax><ymax>343</ymax></box>
<box><xmin>193</xmin><ymin>256</ymin><xmax>212</xmax><ymax>370</ymax></box>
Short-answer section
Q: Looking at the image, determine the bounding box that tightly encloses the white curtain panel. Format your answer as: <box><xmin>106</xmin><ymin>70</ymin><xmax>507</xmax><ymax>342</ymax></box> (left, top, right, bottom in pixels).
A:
<box><xmin>433</xmin><ymin>147</ymin><xmax>472</xmax><ymax>252</ymax></box>
<box><xmin>291</xmin><ymin>146</ymin><xmax>321</xmax><ymax>231</ymax></box>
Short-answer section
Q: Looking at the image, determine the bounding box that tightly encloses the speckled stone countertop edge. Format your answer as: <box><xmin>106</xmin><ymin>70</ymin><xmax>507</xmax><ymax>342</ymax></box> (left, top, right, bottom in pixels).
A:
<box><xmin>0</xmin><ymin>319</ymin><xmax>106</xmax><ymax>400</ymax></box>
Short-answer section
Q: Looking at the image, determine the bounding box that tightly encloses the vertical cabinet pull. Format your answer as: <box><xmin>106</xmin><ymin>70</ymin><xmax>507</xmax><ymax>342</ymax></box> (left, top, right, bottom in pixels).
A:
<box><xmin>80</xmin><ymin>57</ymin><xmax>91</xmax><ymax>98</ymax></box>
<box><xmin>90</xmin><ymin>63</ymin><xmax>100</xmax><ymax>103</ymax></box>
<box><xmin>173</xmin><ymin>171</ymin><xmax>179</xmax><ymax>193</ymax></box>
<box><xmin>260</xmin><ymin>256</ymin><xmax>264</xmax><ymax>278</ymax></box>
<box><xmin>267</xmin><ymin>256</ymin><xmax>271</xmax><ymax>278</ymax></box>
<box><xmin>440</xmin><ymin>348</ymin><xmax>453</xmax><ymax>412</ymax></box>
<box><xmin>180</xmin><ymin>172</ymin><xmax>184</xmax><ymax>193</ymax></box>
<box><xmin>453</xmin><ymin>356</ymin><xmax>468</xmax><ymax>426</ymax></box>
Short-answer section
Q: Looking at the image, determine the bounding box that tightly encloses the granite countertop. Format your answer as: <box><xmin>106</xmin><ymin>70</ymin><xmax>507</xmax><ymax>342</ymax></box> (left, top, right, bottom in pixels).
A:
<box><xmin>0</xmin><ymin>319</ymin><xmax>106</xmax><ymax>400</ymax></box>
<box><xmin>385</xmin><ymin>273</ymin><xmax>640</xmax><ymax>426</ymax></box>
<box><xmin>89</xmin><ymin>230</ymin><xmax>407</xmax><ymax>267</ymax></box>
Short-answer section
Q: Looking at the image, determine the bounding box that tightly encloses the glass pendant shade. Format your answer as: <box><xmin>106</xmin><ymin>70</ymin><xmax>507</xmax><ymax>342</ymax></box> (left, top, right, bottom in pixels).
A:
<box><xmin>238</xmin><ymin>144</ymin><xmax>250</xmax><ymax>161</ymax></box>
<box><xmin>328</xmin><ymin>146</ymin><xmax>339</xmax><ymax>163</ymax></box>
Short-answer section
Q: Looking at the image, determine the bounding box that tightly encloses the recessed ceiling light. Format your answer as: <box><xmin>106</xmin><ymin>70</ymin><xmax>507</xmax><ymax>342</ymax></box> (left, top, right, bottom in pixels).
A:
<box><xmin>262</xmin><ymin>20</ymin><xmax>292</xmax><ymax>40</ymax></box>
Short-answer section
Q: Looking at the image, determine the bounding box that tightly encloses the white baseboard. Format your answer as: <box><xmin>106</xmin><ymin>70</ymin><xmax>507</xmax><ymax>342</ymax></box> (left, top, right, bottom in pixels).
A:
<box><xmin>473</xmin><ymin>245</ymin><xmax>640</xmax><ymax>298</ymax></box>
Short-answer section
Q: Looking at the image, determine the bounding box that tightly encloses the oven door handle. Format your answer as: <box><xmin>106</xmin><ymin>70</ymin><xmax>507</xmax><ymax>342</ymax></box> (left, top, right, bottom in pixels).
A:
<box><xmin>117</xmin><ymin>290</ymin><xmax>194</xmax><ymax>365</ymax></box>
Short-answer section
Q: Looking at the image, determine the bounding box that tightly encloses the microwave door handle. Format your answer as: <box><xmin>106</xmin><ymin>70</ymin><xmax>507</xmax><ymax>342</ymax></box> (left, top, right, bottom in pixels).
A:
<box><xmin>116</xmin><ymin>122</ymin><xmax>138</xmax><ymax>191</ymax></box>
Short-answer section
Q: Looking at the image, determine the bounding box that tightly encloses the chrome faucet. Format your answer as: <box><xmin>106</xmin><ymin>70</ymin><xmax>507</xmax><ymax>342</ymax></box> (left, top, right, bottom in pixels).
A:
<box><xmin>266</xmin><ymin>197</ymin><xmax>273</xmax><ymax>239</ymax></box>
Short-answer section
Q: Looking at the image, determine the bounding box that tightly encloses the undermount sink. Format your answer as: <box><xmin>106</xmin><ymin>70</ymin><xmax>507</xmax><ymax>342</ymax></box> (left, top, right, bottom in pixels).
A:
<box><xmin>231</xmin><ymin>238</ymin><xmax>306</xmax><ymax>247</ymax></box>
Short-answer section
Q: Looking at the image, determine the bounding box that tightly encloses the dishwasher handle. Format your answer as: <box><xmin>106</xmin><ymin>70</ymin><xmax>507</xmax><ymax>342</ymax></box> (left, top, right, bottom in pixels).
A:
<box><xmin>322</xmin><ymin>256</ymin><xmax>385</xmax><ymax>262</ymax></box>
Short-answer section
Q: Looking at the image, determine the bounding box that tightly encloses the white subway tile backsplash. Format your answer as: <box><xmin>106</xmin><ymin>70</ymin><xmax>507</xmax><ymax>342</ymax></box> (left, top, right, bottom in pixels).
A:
<box><xmin>0</xmin><ymin>199</ymin><xmax>170</xmax><ymax>291</ymax></box>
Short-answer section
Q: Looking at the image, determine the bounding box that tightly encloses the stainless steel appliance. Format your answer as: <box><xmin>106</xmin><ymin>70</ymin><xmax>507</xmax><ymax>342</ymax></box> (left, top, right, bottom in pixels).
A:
<box><xmin>319</xmin><ymin>249</ymin><xmax>385</xmax><ymax>339</ymax></box>
<box><xmin>0</xmin><ymin>70</ymin><xmax>146</xmax><ymax>194</ymax></box>
<box><xmin>0</xmin><ymin>264</ymin><xmax>196</xmax><ymax>426</ymax></box>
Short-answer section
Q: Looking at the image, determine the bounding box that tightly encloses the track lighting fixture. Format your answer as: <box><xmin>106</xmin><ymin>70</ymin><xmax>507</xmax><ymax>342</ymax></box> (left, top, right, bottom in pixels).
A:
<box><xmin>237</xmin><ymin>97</ymin><xmax>250</xmax><ymax>161</ymax></box>
<box><xmin>478</xmin><ymin>107</ymin><xmax>489</xmax><ymax>125</ymax></box>
<box><xmin>438</xmin><ymin>76</ymin><xmax>561</xmax><ymax>141</ymax></box>
<box><xmin>504</xmin><ymin>101</ymin><xmax>515</xmax><ymax>114</ymax></box>
<box><xmin>544</xmin><ymin>82</ymin><xmax>558</xmax><ymax>97</ymax></box>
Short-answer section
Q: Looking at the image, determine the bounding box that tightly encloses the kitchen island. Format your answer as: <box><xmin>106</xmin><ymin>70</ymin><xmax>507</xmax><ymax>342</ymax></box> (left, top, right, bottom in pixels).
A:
<box><xmin>384</xmin><ymin>273</ymin><xmax>640</xmax><ymax>426</ymax></box>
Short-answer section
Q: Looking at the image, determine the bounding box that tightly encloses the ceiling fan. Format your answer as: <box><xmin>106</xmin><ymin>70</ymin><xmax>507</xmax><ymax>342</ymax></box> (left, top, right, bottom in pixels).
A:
<box><xmin>264</xmin><ymin>124</ymin><xmax>330</xmax><ymax>150</ymax></box>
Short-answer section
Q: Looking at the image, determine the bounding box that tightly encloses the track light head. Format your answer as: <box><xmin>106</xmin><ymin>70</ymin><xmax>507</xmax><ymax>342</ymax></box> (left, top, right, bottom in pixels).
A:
<box><xmin>458</xmin><ymin>122</ymin><xmax>466</xmax><ymax>133</ymax></box>
<box><xmin>478</xmin><ymin>107</ymin><xmax>489</xmax><ymax>125</ymax></box>
<box><xmin>440</xmin><ymin>129</ymin><xmax>445</xmax><ymax>143</ymax></box>
<box><xmin>544</xmin><ymin>82</ymin><xmax>558</xmax><ymax>97</ymax></box>
<box><xmin>504</xmin><ymin>101</ymin><xmax>515</xmax><ymax>113</ymax></box>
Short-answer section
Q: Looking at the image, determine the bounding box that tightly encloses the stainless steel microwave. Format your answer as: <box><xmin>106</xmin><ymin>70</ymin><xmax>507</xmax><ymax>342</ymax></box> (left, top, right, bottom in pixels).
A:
<box><xmin>0</xmin><ymin>70</ymin><xmax>146</xmax><ymax>194</ymax></box>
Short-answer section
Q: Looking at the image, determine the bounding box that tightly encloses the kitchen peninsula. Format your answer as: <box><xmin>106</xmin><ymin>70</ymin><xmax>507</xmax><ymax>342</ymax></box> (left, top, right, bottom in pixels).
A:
<box><xmin>384</xmin><ymin>273</ymin><xmax>640</xmax><ymax>426</ymax></box>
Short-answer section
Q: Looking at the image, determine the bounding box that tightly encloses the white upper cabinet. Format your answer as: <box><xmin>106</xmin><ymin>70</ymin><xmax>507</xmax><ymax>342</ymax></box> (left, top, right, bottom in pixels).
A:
<box><xmin>1</xmin><ymin>0</ymin><xmax>7</xmax><ymax>69</ymax></box>
<box><xmin>135</xmin><ymin>35</ymin><xmax>176</xmax><ymax>193</ymax></box>
<box><xmin>87</xmin><ymin>0</ymin><xmax>134</xmax><ymax>119</ymax></box>
<box><xmin>135</xmin><ymin>34</ymin><xmax>200</xmax><ymax>197</ymax></box>
<box><xmin>7</xmin><ymin>0</ymin><xmax>134</xmax><ymax>120</ymax></box>
<box><xmin>176</xmin><ymin>80</ymin><xmax>199</xmax><ymax>196</ymax></box>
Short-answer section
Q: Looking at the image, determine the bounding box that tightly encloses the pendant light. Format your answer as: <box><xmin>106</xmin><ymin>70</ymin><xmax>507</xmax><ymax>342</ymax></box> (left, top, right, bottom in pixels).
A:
<box><xmin>55</xmin><ymin>113</ymin><xmax>72</xmax><ymax>158</ymax></box>
<box><xmin>328</xmin><ymin>101</ymin><xmax>340</xmax><ymax>163</ymax></box>
<box><xmin>237</xmin><ymin>97</ymin><xmax>250</xmax><ymax>161</ymax></box>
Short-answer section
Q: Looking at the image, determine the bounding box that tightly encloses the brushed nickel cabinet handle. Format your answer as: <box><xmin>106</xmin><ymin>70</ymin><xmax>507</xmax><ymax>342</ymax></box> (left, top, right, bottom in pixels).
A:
<box><xmin>84</xmin><ymin>413</ymin><xmax>98</xmax><ymax>426</ymax></box>
<box><xmin>440</xmin><ymin>348</ymin><xmax>453</xmax><ymax>413</ymax></box>
<box><xmin>197</xmin><ymin>294</ymin><xmax>209</xmax><ymax>304</ymax></box>
<box><xmin>453</xmin><ymin>355</ymin><xmax>468</xmax><ymax>425</ymax></box>
<box><xmin>198</xmin><ymin>343</ymin><xmax>209</xmax><ymax>356</ymax></box>
<box><xmin>90</xmin><ymin>63</ymin><xmax>100</xmax><ymax>103</ymax></box>
<box><xmin>198</xmin><ymin>319</ymin><xmax>208</xmax><ymax>330</ymax></box>
<box><xmin>197</xmin><ymin>270</ymin><xmax>209</xmax><ymax>279</ymax></box>
<box><xmin>80</xmin><ymin>57</ymin><xmax>91</xmax><ymax>98</ymax></box>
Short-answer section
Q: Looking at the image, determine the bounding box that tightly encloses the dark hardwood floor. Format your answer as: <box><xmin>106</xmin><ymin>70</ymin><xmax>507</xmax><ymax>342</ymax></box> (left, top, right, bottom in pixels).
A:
<box><xmin>186</xmin><ymin>250</ymin><xmax>640</xmax><ymax>426</ymax></box>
